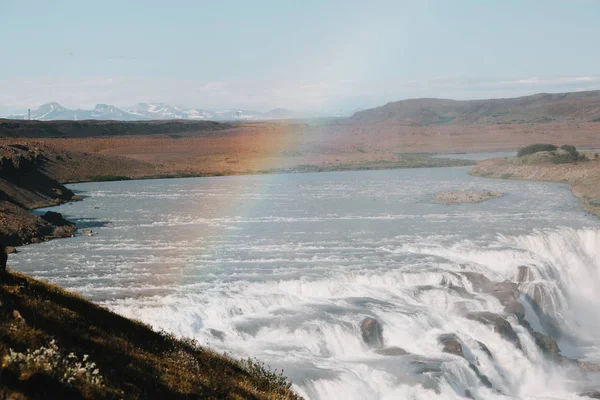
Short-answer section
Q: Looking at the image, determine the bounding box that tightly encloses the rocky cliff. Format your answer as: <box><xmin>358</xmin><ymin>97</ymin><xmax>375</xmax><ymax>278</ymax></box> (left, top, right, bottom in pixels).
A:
<box><xmin>0</xmin><ymin>144</ymin><xmax>78</xmax><ymax>245</ymax></box>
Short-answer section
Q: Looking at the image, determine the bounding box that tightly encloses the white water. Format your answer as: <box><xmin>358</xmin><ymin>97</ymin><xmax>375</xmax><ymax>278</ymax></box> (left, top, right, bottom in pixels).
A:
<box><xmin>12</xmin><ymin>167</ymin><xmax>600</xmax><ymax>399</ymax></box>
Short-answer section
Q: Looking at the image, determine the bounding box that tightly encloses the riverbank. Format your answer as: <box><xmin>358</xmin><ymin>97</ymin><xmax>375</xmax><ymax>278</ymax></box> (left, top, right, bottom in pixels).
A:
<box><xmin>0</xmin><ymin>140</ymin><xmax>474</xmax><ymax>246</ymax></box>
<box><xmin>0</xmin><ymin>144</ymin><xmax>303</xmax><ymax>399</ymax></box>
<box><xmin>470</xmin><ymin>153</ymin><xmax>600</xmax><ymax>218</ymax></box>
<box><xmin>0</xmin><ymin>269</ymin><xmax>300</xmax><ymax>399</ymax></box>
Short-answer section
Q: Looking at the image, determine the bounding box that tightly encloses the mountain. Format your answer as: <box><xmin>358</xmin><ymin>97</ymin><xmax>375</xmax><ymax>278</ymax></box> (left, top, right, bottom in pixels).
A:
<box><xmin>9</xmin><ymin>103</ymin><xmax>136</xmax><ymax>121</ymax></box>
<box><xmin>8</xmin><ymin>102</ymin><xmax>298</xmax><ymax>121</ymax></box>
<box><xmin>349</xmin><ymin>90</ymin><xmax>600</xmax><ymax>126</ymax></box>
<box><xmin>89</xmin><ymin>104</ymin><xmax>135</xmax><ymax>120</ymax></box>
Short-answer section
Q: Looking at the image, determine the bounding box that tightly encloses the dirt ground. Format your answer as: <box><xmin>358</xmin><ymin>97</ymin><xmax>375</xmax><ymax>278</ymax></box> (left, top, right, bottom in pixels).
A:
<box><xmin>470</xmin><ymin>153</ymin><xmax>600</xmax><ymax>218</ymax></box>
<box><xmin>5</xmin><ymin>121</ymin><xmax>599</xmax><ymax>176</ymax></box>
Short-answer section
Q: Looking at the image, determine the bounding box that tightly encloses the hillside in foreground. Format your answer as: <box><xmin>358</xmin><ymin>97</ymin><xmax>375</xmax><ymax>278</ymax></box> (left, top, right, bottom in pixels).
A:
<box><xmin>0</xmin><ymin>269</ymin><xmax>300</xmax><ymax>399</ymax></box>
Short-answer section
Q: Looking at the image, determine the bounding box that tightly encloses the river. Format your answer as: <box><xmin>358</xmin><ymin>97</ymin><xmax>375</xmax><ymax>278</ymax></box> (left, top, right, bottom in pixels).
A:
<box><xmin>11</xmin><ymin>166</ymin><xmax>600</xmax><ymax>399</ymax></box>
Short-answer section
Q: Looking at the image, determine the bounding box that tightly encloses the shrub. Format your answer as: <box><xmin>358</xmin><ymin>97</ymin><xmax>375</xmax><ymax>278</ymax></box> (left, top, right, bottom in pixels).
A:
<box><xmin>517</xmin><ymin>144</ymin><xmax>557</xmax><ymax>157</ymax></box>
<box><xmin>560</xmin><ymin>145</ymin><xmax>577</xmax><ymax>154</ymax></box>
<box><xmin>240</xmin><ymin>357</ymin><xmax>294</xmax><ymax>394</ymax></box>
<box><xmin>4</xmin><ymin>340</ymin><xmax>103</xmax><ymax>387</ymax></box>
<box><xmin>595</xmin><ymin>153</ymin><xmax>599</xmax><ymax>160</ymax></box>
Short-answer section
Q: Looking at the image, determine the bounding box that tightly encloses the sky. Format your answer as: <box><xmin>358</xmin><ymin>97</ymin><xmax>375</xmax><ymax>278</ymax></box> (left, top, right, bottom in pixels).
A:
<box><xmin>1</xmin><ymin>0</ymin><xmax>600</xmax><ymax>115</ymax></box>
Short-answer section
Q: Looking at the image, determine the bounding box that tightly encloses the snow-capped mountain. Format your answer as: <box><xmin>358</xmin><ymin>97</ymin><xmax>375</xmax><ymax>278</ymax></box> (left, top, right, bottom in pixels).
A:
<box><xmin>89</xmin><ymin>104</ymin><xmax>134</xmax><ymax>120</ymax></box>
<box><xmin>10</xmin><ymin>102</ymin><xmax>77</xmax><ymax>120</ymax></box>
<box><xmin>8</xmin><ymin>103</ymin><xmax>137</xmax><ymax>121</ymax></box>
<box><xmin>7</xmin><ymin>102</ymin><xmax>300</xmax><ymax>121</ymax></box>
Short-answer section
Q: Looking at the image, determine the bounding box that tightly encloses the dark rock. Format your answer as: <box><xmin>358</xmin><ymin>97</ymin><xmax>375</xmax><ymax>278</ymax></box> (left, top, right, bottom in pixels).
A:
<box><xmin>469</xmin><ymin>363</ymin><xmax>493</xmax><ymax>388</ymax></box>
<box><xmin>517</xmin><ymin>266</ymin><xmax>533</xmax><ymax>283</ymax></box>
<box><xmin>208</xmin><ymin>329</ymin><xmax>225</xmax><ymax>341</ymax></box>
<box><xmin>360</xmin><ymin>317</ymin><xmax>384</xmax><ymax>349</ymax></box>
<box><xmin>577</xmin><ymin>361</ymin><xmax>600</xmax><ymax>372</ymax></box>
<box><xmin>467</xmin><ymin>312</ymin><xmax>522</xmax><ymax>350</ymax></box>
<box><xmin>374</xmin><ymin>346</ymin><xmax>409</xmax><ymax>356</ymax></box>
<box><xmin>462</xmin><ymin>272</ymin><xmax>525</xmax><ymax>319</ymax></box>
<box><xmin>42</xmin><ymin>211</ymin><xmax>74</xmax><ymax>227</ymax></box>
<box><xmin>489</xmin><ymin>281</ymin><xmax>525</xmax><ymax>320</ymax></box>
<box><xmin>476</xmin><ymin>340</ymin><xmax>493</xmax><ymax>359</ymax></box>
<box><xmin>580</xmin><ymin>391</ymin><xmax>600</xmax><ymax>398</ymax></box>
<box><xmin>53</xmin><ymin>225</ymin><xmax>76</xmax><ymax>238</ymax></box>
<box><xmin>465</xmin><ymin>389</ymin><xmax>475</xmax><ymax>399</ymax></box>
<box><xmin>439</xmin><ymin>333</ymin><xmax>463</xmax><ymax>357</ymax></box>
<box><xmin>533</xmin><ymin>332</ymin><xmax>560</xmax><ymax>357</ymax></box>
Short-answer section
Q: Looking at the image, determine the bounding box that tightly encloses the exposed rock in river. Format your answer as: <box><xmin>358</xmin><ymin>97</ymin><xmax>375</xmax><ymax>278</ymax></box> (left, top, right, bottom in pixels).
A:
<box><xmin>438</xmin><ymin>333</ymin><xmax>463</xmax><ymax>357</ymax></box>
<box><xmin>374</xmin><ymin>346</ymin><xmax>409</xmax><ymax>356</ymax></box>
<box><xmin>433</xmin><ymin>190</ymin><xmax>502</xmax><ymax>204</ymax></box>
<box><xmin>461</xmin><ymin>272</ymin><xmax>525</xmax><ymax>320</ymax></box>
<box><xmin>360</xmin><ymin>317</ymin><xmax>384</xmax><ymax>349</ymax></box>
<box><xmin>466</xmin><ymin>311</ymin><xmax>522</xmax><ymax>350</ymax></box>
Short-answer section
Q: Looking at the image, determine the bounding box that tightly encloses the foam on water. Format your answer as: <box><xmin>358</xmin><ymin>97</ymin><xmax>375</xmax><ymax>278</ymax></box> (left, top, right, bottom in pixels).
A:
<box><xmin>13</xmin><ymin>167</ymin><xmax>600</xmax><ymax>399</ymax></box>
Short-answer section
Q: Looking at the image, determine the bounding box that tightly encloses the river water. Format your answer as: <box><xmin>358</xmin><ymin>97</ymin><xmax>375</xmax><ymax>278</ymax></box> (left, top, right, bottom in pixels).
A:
<box><xmin>11</xmin><ymin>166</ymin><xmax>600</xmax><ymax>399</ymax></box>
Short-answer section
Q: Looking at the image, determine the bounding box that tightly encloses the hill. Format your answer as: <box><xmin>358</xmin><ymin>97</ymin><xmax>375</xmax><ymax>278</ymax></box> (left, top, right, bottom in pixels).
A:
<box><xmin>349</xmin><ymin>90</ymin><xmax>600</xmax><ymax>126</ymax></box>
<box><xmin>0</xmin><ymin>269</ymin><xmax>300</xmax><ymax>399</ymax></box>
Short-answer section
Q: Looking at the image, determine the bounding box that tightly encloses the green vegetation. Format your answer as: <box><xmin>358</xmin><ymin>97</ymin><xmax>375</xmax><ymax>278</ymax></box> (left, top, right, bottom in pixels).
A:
<box><xmin>595</xmin><ymin>153</ymin><xmax>599</xmax><ymax>160</ymax></box>
<box><xmin>517</xmin><ymin>144</ymin><xmax>557</xmax><ymax>157</ymax></box>
<box><xmin>516</xmin><ymin>144</ymin><xmax>588</xmax><ymax>164</ymax></box>
<box><xmin>500</xmin><ymin>173</ymin><xmax>513</xmax><ymax>179</ymax></box>
<box><xmin>0</xmin><ymin>270</ymin><xmax>301</xmax><ymax>399</ymax></box>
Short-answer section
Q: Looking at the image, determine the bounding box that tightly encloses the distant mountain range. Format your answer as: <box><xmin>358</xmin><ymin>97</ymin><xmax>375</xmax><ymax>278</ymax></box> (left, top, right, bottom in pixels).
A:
<box><xmin>7</xmin><ymin>102</ymin><xmax>298</xmax><ymax>121</ymax></box>
<box><xmin>349</xmin><ymin>90</ymin><xmax>600</xmax><ymax>126</ymax></box>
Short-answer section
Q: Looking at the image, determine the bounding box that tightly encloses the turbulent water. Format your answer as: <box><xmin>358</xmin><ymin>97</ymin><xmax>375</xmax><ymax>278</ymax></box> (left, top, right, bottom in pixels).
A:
<box><xmin>12</xmin><ymin>166</ymin><xmax>600</xmax><ymax>399</ymax></box>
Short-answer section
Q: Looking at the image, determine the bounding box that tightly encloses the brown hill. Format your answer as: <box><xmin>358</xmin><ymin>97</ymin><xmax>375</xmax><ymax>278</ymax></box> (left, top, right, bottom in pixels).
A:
<box><xmin>349</xmin><ymin>90</ymin><xmax>600</xmax><ymax>126</ymax></box>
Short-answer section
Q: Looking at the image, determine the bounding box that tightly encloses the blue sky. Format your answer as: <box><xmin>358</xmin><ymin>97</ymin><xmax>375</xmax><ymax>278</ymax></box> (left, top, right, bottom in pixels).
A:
<box><xmin>1</xmin><ymin>0</ymin><xmax>599</xmax><ymax>114</ymax></box>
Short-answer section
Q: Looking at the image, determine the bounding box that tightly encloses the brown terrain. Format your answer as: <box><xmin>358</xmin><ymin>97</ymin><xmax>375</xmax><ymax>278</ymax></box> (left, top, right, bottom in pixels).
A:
<box><xmin>470</xmin><ymin>151</ymin><xmax>600</xmax><ymax>218</ymax></box>
<box><xmin>2</xmin><ymin>121</ymin><xmax>600</xmax><ymax>175</ymax></box>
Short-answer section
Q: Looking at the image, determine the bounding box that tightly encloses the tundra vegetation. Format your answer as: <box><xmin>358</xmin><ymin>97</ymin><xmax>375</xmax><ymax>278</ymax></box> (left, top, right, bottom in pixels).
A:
<box><xmin>0</xmin><ymin>269</ymin><xmax>301</xmax><ymax>399</ymax></box>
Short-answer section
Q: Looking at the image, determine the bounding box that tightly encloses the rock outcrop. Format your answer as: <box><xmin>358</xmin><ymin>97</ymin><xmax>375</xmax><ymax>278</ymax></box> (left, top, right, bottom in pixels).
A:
<box><xmin>461</xmin><ymin>272</ymin><xmax>525</xmax><ymax>320</ymax></box>
<box><xmin>374</xmin><ymin>346</ymin><xmax>409</xmax><ymax>356</ymax></box>
<box><xmin>433</xmin><ymin>191</ymin><xmax>502</xmax><ymax>204</ymax></box>
<box><xmin>360</xmin><ymin>317</ymin><xmax>384</xmax><ymax>349</ymax></box>
<box><xmin>466</xmin><ymin>312</ymin><xmax>522</xmax><ymax>350</ymax></box>
<box><xmin>438</xmin><ymin>333</ymin><xmax>464</xmax><ymax>357</ymax></box>
<box><xmin>0</xmin><ymin>145</ymin><xmax>78</xmax><ymax>246</ymax></box>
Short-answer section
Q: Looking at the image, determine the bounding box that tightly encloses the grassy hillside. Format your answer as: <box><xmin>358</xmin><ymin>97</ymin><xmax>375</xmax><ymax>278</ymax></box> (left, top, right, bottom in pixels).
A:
<box><xmin>0</xmin><ymin>269</ymin><xmax>301</xmax><ymax>399</ymax></box>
